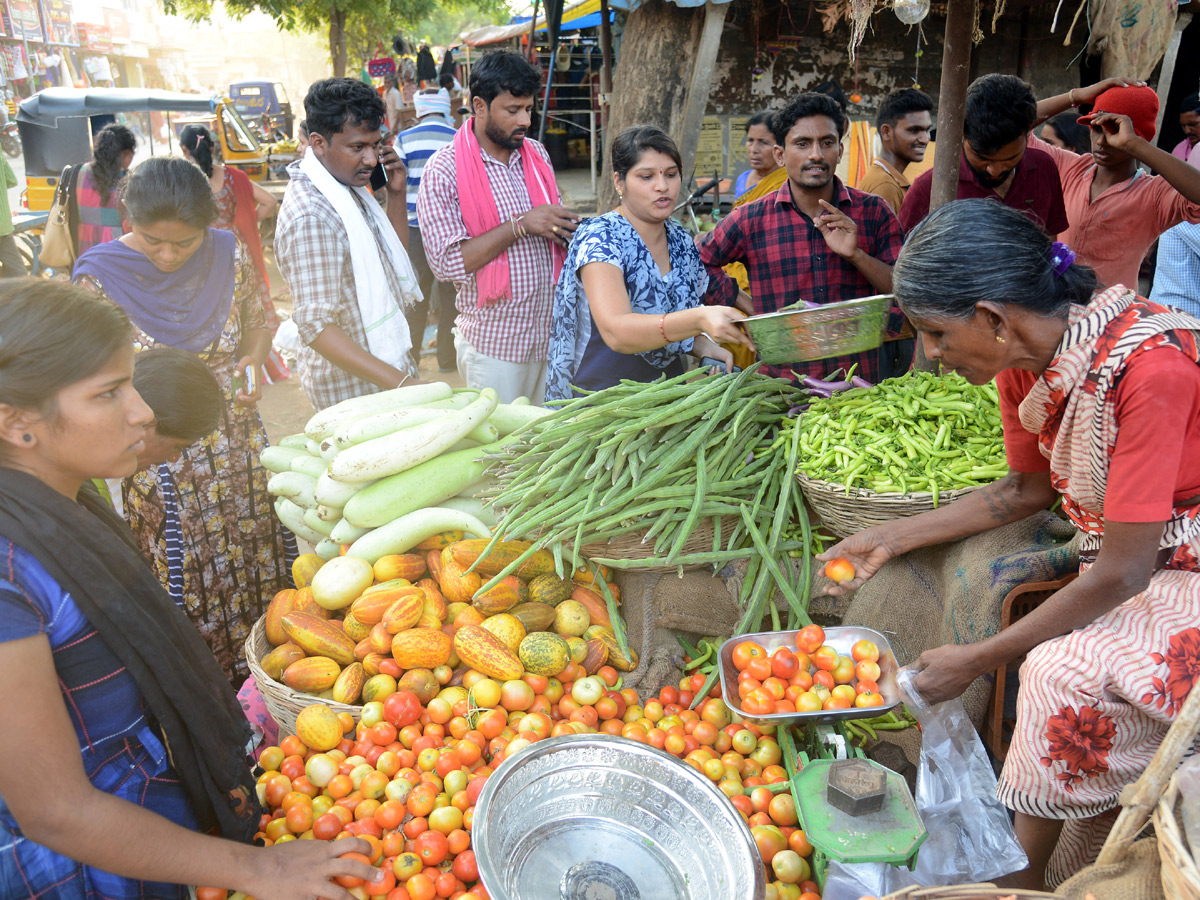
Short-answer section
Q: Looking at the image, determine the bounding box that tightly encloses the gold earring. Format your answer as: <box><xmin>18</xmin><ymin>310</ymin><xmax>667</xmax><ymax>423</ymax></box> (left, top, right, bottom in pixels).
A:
<box><xmin>996</xmin><ymin>336</ymin><xmax>1006</xmax><ymax>343</ymax></box>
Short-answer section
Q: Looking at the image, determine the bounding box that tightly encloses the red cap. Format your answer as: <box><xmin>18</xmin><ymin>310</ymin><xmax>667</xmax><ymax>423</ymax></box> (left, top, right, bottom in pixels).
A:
<box><xmin>1077</xmin><ymin>85</ymin><xmax>1160</xmax><ymax>141</ymax></box>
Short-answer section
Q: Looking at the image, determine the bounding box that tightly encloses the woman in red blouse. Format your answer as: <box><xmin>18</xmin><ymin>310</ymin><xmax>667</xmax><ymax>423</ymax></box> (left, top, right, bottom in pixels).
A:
<box><xmin>822</xmin><ymin>199</ymin><xmax>1200</xmax><ymax>890</ymax></box>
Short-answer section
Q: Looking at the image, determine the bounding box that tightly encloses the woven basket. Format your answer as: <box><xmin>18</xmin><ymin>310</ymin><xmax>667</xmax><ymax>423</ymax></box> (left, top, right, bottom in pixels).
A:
<box><xmin>883</xmin><ymin>887</ymin><xmax>1064</xmax><ymax>899</ymax></box>
<box><xmin>1155</xmin><ymin>772</ymin><xmax>1200</xmax><ymax>900</ymax></box>
<box><xmin>245</xmin><ymin>615</ymin><xmax>363</xmax><ymax>737</ymax></box>
<box><xmin>580</xmin><ymin>515</ymin><xmax>734</xmax><ymax>573</ymax></box>
<box><xmin>795</xmin><ymin>471</ymin><xmax>986</xmax><ymax>538</ymax></box>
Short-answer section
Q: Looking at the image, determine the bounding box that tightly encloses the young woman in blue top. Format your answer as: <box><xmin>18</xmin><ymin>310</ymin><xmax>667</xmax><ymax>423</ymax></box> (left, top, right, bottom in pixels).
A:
<box><xmin>0</xmin><ymin>280</ymin><xmax>379</xmax><ymax>899</ymax></box>
<box><xmin>546</xmin><ymin>126</ymin><xmax>754</xmax><ymax>401</ymax></box>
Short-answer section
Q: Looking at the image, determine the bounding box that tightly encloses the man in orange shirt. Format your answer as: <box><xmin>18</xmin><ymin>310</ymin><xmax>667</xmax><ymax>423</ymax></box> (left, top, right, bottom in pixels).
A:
<box><xmin>858</xmin><ymin>88</ymin><xmax>933</xmax><ymax>215</ymax></box>
<box><xmin>1030</xmin><ymin>79</ymin><xmax>1200</xmax><ymax>290</ymax></box>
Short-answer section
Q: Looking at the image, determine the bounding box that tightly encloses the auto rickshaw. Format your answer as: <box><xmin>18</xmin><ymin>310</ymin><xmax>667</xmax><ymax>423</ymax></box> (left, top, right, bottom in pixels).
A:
<box><xmin>17</xmin><ymin>88</ymin><xmax>268</xmax><ymax>212</ymax></box>
<box><xmin>229</xmin><ymin>81</ymin><xmax>295</xmax><ymax>139</ymax></box>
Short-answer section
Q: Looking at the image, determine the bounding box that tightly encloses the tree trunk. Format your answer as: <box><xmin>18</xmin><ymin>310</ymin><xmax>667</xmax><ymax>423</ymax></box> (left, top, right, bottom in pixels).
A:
<box><xmin>598</xmin><ymin>0</ymin><xmax>703</xmax><ymax>212</ymax></box>
<box><xmin>329</xmin><ymin>8</ymin><xmax>348</xmax><ymax>79</ymax></box>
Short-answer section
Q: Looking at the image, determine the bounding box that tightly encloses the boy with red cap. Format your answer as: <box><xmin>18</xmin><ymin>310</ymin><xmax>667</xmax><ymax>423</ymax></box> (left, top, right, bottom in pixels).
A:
<box><xmin>1029</xmin><ymin>78</ymin><xmax>1200</xmax><ymax>290</ymax></box>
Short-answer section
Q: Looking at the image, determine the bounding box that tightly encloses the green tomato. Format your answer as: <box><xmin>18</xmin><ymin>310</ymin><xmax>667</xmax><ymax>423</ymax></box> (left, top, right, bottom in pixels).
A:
<box><xmin>732</xmin><ymin>728</ymin><xmax>758</xmax><ymax>755</ymax></box>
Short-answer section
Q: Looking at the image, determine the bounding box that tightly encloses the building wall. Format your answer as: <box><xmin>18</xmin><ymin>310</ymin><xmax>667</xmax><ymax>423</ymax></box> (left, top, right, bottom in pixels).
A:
<box><xmin>697</xmin><ymin>2</ymin><xmax>1090</xmax><ymax>177</ymax></box>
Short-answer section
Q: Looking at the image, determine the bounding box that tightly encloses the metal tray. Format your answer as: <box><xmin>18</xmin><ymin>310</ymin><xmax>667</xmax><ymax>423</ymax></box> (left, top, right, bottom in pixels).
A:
<box><xmin>473</xmin><ymin>734</ymin><xmax>766</xmax><ymax>900</ymax></box>
<box><xmin>736</xmin><ymin>294</ymin><xmax>892</xmax><ymax>364</ymax></box>
<box><xmin>718</xmin><ymin>625</ymin><xmax>901</xmax><ymax>727</ymax></box>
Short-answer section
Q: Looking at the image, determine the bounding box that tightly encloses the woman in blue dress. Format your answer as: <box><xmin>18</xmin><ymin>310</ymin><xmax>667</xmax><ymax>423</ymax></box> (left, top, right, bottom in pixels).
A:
<box><xmin>546</xmin><ymin>126</ymin><xmax>754</xmax><ymax>401</ymax></box>
<box><xmin>0</xmin><ymin>280</ymin><xmax>379</xmax><ymax>899</ymax></box>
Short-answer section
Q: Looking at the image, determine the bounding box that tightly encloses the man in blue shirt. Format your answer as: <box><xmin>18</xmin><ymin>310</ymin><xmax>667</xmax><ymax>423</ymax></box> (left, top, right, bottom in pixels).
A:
<box><xmin>1150</xmin><ymin>223</ymin><xmax>1200</xmax><ymax>318</ymax></box>
<box><xmin>396</xmin><ymin>89</ymin><xmax>458</xmax><ymax>370</ymax></box>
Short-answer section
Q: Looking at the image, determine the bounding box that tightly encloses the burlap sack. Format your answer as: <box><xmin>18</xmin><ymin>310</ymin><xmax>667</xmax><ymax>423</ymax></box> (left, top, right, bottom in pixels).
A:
<box><xmin>843</xmin><ymin>509</ymin><xmax>1079</xmax><ymax>729</ymax></box>
<box><xmin>1056</xmin><ymin>838</ymin><xmax>1166</xmax><ymax>900</ymax></box>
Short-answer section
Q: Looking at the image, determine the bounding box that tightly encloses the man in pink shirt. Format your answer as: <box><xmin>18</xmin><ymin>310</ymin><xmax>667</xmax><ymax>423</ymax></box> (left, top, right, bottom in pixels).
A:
<box><xmin>1030</xmin><ymin>80</ymin><xmax>1200</xmax><ymax>290</ymax></box>
<box><xmin>1172</xmin><ymin>92</ymin><xmax>1199</xmax><ymax>165</ymax></box>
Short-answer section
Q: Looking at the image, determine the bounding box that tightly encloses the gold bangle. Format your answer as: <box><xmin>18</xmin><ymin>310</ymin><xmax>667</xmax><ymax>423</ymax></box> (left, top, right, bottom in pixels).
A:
<box><xmin>1068</xmin><ymin>89</ymin><xmax>1078</xmax><ymax>108</ymax></box>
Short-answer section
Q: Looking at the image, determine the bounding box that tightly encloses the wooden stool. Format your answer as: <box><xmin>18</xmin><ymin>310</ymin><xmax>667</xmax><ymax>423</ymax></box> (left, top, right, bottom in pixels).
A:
<box><xmin>985</xmin><ymin>573</ymin><xmax>1078</xmax><ymax>761</ymax></box>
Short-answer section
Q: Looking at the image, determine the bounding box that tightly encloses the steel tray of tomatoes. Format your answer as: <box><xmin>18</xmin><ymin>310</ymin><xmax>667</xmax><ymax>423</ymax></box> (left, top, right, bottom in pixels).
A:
<box><xmin>719</xmin><ymin>625</ymin><xmax>901</xmax><ymax>727</ymax></box>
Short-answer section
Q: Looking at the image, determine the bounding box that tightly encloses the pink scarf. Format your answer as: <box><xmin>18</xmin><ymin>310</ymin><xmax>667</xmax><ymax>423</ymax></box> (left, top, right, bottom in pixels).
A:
<box><xmin>453</xmin><ymin>117</ymin><xmax>565</xmax><ymax>307</ymax></box>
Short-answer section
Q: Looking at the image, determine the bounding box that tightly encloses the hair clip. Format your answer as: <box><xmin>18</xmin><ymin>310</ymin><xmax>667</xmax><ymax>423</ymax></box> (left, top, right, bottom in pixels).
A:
<box><xmin>1050</xmin><ymin>241</ymin><xmax>1076</xmax><ymax>279</ymax></box>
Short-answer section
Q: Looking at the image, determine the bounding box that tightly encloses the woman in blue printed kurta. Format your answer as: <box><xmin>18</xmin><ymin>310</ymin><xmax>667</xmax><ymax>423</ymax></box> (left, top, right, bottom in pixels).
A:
<box><xmin>546</xmin><ymin>127</ymin><xmax>754</xmax><ymax>401</ymax></box>
<box><xmin>0</xmin><ymin>280</ymin><xmax>381</xmax><ymax>900</ymax></box>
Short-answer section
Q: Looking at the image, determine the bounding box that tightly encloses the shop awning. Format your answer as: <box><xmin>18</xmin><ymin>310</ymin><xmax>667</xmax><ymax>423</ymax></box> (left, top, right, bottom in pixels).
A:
<box><xmin>463</xmin><ymin>0</ymin><xmax>630</xmax><ymax>46</ymax></box>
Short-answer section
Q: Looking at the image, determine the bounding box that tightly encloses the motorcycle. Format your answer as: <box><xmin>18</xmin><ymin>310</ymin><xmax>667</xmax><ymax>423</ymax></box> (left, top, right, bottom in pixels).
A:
<box><xmin>0</xmin><ymin>122</ymin><xmax>21</xmax><ymax>158</ymax></box>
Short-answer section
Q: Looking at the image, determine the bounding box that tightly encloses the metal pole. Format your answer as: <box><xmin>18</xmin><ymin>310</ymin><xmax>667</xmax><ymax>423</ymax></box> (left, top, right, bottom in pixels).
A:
<box><xmin>598</xmin><ymin>0</ymin><xmax>613</xmax><ymax>139</ymax></box>
<box><xmin>528</xmin><ymin>0</ymin><xmax>540</xmax><ymax>62</ymax></box>
<box><xmin>928</xmin><ymin>0</ymin><xmax>974</xmax><ymax>212</ymax></box>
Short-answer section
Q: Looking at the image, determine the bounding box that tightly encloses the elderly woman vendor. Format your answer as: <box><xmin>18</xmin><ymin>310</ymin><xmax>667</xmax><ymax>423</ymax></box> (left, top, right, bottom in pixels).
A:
<box><xmin>822</xmin><ymin>199</ymin><xmax>1200</xmax><ymax>889</ymax></box>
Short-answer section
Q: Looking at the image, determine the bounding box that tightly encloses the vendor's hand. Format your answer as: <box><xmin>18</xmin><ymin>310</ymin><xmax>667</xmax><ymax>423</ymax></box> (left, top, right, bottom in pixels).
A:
<box><xmin>816</xmin><ymin>526</ymin><xmax>901</xmax><ymax>595</ymax></box>
<box><xmin>692</xmin><ymin>334</ymin><xmax>735</xmax><ymax>374</ymax></box>
<box><xmin>378</xmin><ymin>141</ymin><xmax>407</xmax><ymax>194</ymax></box>
<box><xmin>233</xmin><ymin>356</ymin><xmax>261</xmax><ymax>408</ymax></box>
<box><xmin>243</xmin><ymin>836</ymin><xmax>384</xmax><ymax>900</ymax></box>
<box><xmin>734</xmin><ymin>291</ymin><xmax>755</xmax><ymax>316</ymax></box>
<box><xmin>815</xmin><ymin>200</ymin><xmax>860</xmax><ymax>260</ymax></box>
<box><xmin>905</xmin><ymin>642</ymin><xmax>988</xmax><ymax>704</ymax></box>
<box><xmin>1076</xmin><ymin>76</ymin><xmax>1146</xmax><ymax>106</ymax></box>
<box><xmin>522</xmin><ymin>204</ymin><xmax>582</xmax><ymax>249</ymax></box>
<box><xmin>1088</xmin><ymin>111</ymin><xmax>1142</xmax><ymax>152</ymax></box>
<box><xmin>693</xmin><ymin>305</ymin><xmax>755</xmax><ymax>349</ymax></box>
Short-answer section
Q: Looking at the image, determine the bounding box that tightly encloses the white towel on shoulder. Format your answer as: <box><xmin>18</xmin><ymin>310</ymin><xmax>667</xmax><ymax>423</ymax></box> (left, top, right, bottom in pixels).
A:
<box><xmin>299</xmin><ymin>149</ymin><xmax>422</xmax><ymax>372</ymax></box>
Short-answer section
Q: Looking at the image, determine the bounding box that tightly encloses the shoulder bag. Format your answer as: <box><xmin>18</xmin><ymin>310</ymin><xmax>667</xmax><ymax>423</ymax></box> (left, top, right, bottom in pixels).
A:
<box><xmin>39</xmin><ymin>164</ymin><xmax>79</xmax><ymax>269</ymax></box>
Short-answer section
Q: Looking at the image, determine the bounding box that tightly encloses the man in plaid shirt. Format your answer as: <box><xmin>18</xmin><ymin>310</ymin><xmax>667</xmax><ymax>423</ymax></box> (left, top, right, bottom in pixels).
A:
<box><xmin>275</xmin><ymin>78</ymin><xmax>419</xmax><ymax>411</ymax></box>
<box><xmin>419</xmin><ymin>51</ymin><xmax>582</xmax><ymax>403</ymax></box>
<box><xmin>700</xmin><ymin>92</ymin><xmax>906</xmax><ymax>382</ymax></box>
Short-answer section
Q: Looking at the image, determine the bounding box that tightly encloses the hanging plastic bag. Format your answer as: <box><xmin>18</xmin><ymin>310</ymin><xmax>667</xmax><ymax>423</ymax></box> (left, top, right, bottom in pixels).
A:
<box><xmin>822</xmin><ymin>669</ymin><xmax>1028</xmax><ymax>899</ymax></box>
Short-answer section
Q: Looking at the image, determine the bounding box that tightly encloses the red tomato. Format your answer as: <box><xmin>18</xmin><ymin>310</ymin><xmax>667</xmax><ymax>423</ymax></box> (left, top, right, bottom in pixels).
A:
<box><xmin>334</xmin><ymin>851</ymin><xmax>373</xmax><ymax>888</ymax></box>
<box><xmin>731</xmin><ymin>640</ymin><xmax>767</xmax><ymax>671</ymax></box>
<box><xmin>451</xmin><ymin>849</ymin><xmax>479</xmax><ymax>882</ymax></box>
<box><xmin>195</xmin><ymin>889</ymin><xmax>228</xmax><ymax>900</ymax></box>
<box><xmin>383</xmin><ymin>691</ymin><xmax>423</xmax><ymax>728</ymax></box>
<box><xmin>823</xmin><ymin>557</ymin><xmax>856</xmax><ymax>583</ymax></box>
<box><xmin>795</xmin><ymin>624</ymin><xmax>825</xmax><ymax>655</ymax></box>
<box><xmin>770</xmin><ymin>647</ymin><xmax>799</xmax><ymax>679</ymax></box>
<box><xmin>414</xmin><ymin>829</ymin><xmax>449</xmax><ymax>866</ymax></box>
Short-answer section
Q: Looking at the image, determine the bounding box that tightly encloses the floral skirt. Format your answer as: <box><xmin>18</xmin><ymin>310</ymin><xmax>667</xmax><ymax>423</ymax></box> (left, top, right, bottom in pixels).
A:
<box><xmin>996</xmin><ymin>565</ymin><xmax>1200</xmax><ymax>884</ymax></box>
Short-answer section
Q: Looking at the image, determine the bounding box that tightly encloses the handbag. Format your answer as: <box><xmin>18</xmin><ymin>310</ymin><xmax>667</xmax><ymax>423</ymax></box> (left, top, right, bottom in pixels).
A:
<box><xmin>39</xmin><ymin>164</ymin><xmax>78</xmax><ymax>269</ymax></box>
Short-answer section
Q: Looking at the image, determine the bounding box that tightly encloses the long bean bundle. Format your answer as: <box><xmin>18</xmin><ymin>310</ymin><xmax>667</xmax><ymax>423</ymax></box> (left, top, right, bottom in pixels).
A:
<box><xmin>476</xmin><ymin>366</ymin><xmax>816</xmax><ymax>642</ymax></box>
<box><xmin>792</xmin><ymin>371</ymin><xmax>1008</xmax><ymax>500</ymax></box>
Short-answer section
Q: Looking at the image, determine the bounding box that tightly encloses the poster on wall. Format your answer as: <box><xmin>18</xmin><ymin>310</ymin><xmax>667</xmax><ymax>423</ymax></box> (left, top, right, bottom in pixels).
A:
<box><xmin>41</xmin><ymin>0</ymin><xmax>77</xmax><ymax>45</ymax></box>
<box><xmin>694</xmin><ymin>117</ymin><xmax>724</xmax><ymax>179</ymax></box>
<box><xmin>77</xmin><ymin>21</ymin><xmax>111</xmax><ymax>52</ymax></box>
<box><xmin>5</xmin><ymin>0</ymin><xmax>44</xmax><ymax>41</ymax></box>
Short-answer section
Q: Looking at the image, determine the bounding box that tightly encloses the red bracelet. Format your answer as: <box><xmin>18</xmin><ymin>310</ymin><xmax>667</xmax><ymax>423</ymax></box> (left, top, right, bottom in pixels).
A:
<box><xmin>659</xmin><ymin>313</ymin><xmax>668</xmax><ymax>342</ymax></box>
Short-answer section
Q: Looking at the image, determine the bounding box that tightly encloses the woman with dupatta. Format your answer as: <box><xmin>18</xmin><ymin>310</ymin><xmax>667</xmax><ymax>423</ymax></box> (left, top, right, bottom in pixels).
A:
<box><xmin>73</xmin><ymin>156</ymin><xmax>294</xmax><ymax>685</ymax></box>
<box><xmin>821</xmin><ymin>199</ymin><xmax>1200</xmax><ymax>889</ymax></box>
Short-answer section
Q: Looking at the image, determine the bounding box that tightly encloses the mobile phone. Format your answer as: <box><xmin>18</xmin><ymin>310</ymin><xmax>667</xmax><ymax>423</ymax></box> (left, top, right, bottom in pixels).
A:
<box><xmin>244</xmin><ymin>365</ymin><xmax>257</xmax><ymax>395</ymax></box>
<box><xmin>370</xmin><ymin>161</ymin><xmax>389</xmax><ymax>191</ymax></box>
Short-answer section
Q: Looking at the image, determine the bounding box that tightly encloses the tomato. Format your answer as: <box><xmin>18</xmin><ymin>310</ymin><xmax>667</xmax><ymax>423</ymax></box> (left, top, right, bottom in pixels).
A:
<box><xmin>851</xmin><ymin>638</ymin><xmax>880</xmax><ymax>662</ymax></box>
<box><xmin>823</xmin><ymin>696</ymin><xmax>851</xmax><ymax>710</ymax></box>
<box><xmin>823</xmin><ymin>557</ymin><xmax>856</xmax><ymax>584</ymax></box>
<box><xmin>433</xmin><ymin>871</ymin><xmax>457</xmax><ymax>898</ymax></box>
<box><xmin>392</xmin><ymin>851</ymin><xmax>422</xmax><ymax>880</ymax></box>
<box><xmin>742</xmin><ymin>690</ymin><xmax>774</xmax><ymax>717</ymax></box>
<box><xmin>830</xmin><ymin>684</ymin><xmax>857</xmax><ymax>705</ymax></box>
<box><xmin>731</xmin><ymin>640</ymin><xmax>767</xmax><ymax>671</ymax></box>
<box><xmin>812</xmin><ymin>669</ymin><xmax>835</xmax><ymax>691</ymax></box>
<box><xmin>285</xmin><ymin>804</ymin><xmax>314</xmax><ymax>834</ymax></box>
<box><xmin>855</xmin><ymin>678</ymin><xmax>880</xmax><ymax>696</ymax></box>
<box><xmin>811</xmin><ymin>645</ymin><xmax>838</xmax><ymax>671</ymax></box>
<box><xmin>855</xmin><ymin>659</ymin><xmax>882</xmax><ymax>683</ymax></box>
<box><xmin>751</xmin><ymin>824</ymin><xmax>787</xmax><ymax>864</ymax></box>
<box><xmin>745</xmin><ymin>656</ymin><xmax>772</xmax><ymax>682</ymax></box>
<box><xmin>312</xmin><ymin>811</ymin><xmax>344</xmax><ymax>841</ymax></box>
<box><xmin>771</xmin><ymin>849</ymin><xmax>810</xmax><ymax>884</ymax></box>
<box><xmin>770</xmin><ymin>647</ymin><xmax>799</xmax><ymax>679</ymax></box>
<box><xmin>334</xmin><ymin>851</ymin><xmax>373</xmax><ymax>888</ymax></box>
<box><xmin>383</xmin><ymin>691</ymin><xmax>423</xmax><ymax>728</ymax></box>
<box><xmin>855</xmin><ymin>690</ymin><xmax>885</xmax><ymax>708</ymax></box>
<box><xmin>659</xmin><ymin>685</ymin><xmax>680</xmax><ymax>705</ymax></box>
<box><xmin>364</xmin><ymin>867</ymin><xmax>396</xmax><ymax>897</ymax></box>
<box><xmin>279</xmin><ymin>735</ymin><xmax>307</xmax><ymax>758</ymax></box>
<box><xmin>796</xmin><ymin>692</ymin><xmax>822</xmax><ymax>712</ymax></box>
<box><xmin>370</xmin><ymin>722</ymin><xmax>399</xmax><ymax>746</ymax></box>
<box><xmin>374</xmin><ymin>800</ymin><xmax>405</xmax><ymax>831</ymax></box>
<box><xmin>195</xmin><ymin>888</ymin><xmax>228</xmax><ymax>900</ymax></box>
<box><xmin>794</xmin><ymin>625</ymin><xmax>825</xmax><ymax>655</ymax></box>
<box><xmin>761</xmin><ymin>677</ymin><xmax>787</xmax><ymax>701</ymax></box>
<box><xmin>788</xmin><ymin>829</ymin><xmax>814</xmax><ymax>857</ymax></box>
<box><xmin>451</xmin><ymin>849</ymin><xmax>479</xmax><ymax>883</ymax></box>
<box><xmin>258</xmin><ymin>746</ymin><xmax>284</xmax><ymax>771</ymax></box>
<box><xmin>405</xmin><ymin>873</ymin><xmax>436</xmax><ymax>900</ymax></box>
<box><xmin>428</xmin><ymin>805</ymin><xmax>464</xmax><ymax>835</ymax></box>
<box><xmin>768</xmin><ymin>793</ymin><xmax>798</xmax><ymax>827</ymax></box>
<box><xmin>414</xmin><ymin>829</ymin><xmax>449</xmax><ymax>865</ymax></box>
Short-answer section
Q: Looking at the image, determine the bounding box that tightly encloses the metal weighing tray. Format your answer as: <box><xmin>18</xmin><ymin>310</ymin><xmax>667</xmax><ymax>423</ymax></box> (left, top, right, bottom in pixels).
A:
<box><xmin>718</xmin><ymin>625</ymin><xmax>902</xmax><ymax>727</ymax></box>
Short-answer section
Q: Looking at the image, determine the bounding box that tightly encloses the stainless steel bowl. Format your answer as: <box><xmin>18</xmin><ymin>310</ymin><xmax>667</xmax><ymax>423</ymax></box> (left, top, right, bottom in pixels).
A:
<box><xmin>473</xmin><ymin>734</ymin><xmax>766</xmax><ymax>900</ymax></box>
<box><xmin>719</xmin><ymin>625</ymin><xmax>901</xmax><ymax>727</ymax></box>
<box><xmin>738</xmin><ymin>294</ymin><xmax>893</xmax><ymax>364</ymax></box>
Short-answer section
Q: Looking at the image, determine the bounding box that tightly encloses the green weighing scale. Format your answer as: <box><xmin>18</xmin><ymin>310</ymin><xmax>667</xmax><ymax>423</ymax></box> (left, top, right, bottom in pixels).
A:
<box><xmin>780</xmin><ymin>724</ymin><xmax>927</xmax><ymax>886</ymax></box>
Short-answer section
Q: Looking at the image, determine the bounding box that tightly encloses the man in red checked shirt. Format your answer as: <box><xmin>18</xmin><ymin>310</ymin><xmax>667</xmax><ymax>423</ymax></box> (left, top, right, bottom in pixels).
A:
<box><xmin>699</xmin><ymin>92</ymin><xmax>907</xmax><ymax>382</ymax></box>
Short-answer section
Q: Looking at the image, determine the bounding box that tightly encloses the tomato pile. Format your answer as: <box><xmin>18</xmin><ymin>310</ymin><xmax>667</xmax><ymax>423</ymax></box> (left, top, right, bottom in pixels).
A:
<box><xmin>732</xmin><ymin>624</ymin><xmax>884</xmax><ymax>716</ymax></box>
<box><xmin>202</xmin><ymin>660</ymin><xmax>824</xmax><ymax>900</ymax></box>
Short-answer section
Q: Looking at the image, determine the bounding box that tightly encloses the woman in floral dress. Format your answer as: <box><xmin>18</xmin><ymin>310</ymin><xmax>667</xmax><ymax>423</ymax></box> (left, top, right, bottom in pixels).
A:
<box><xmin>73</xmin><ymin>156</ymin><xmax>294</xmax><ymax>684</ymax></box>
<box><xmin>822</xmin><ymin>199</ymin><xmax>1200</xmax><ymax>889</ymax></box>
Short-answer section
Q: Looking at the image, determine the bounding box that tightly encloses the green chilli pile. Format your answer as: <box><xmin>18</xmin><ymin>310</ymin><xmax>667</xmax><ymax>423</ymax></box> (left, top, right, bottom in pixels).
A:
<box><xmin>792</xmin><ymin>371</ymin><xmax>1009</xmax><ymax>501</ymax></box>
<box><xmin>479</xmin><ymin>365</ymin><xmax>816</xmax><ymax>636</ymax></box>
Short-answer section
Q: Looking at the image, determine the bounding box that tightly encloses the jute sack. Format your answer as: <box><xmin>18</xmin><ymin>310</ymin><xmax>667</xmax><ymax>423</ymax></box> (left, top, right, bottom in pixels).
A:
<box><xmin>1057</xmin><ymin>838</ymin><xmax>1165</xmax><ymax>900</ymax></box>
<box><xmin>842</xmin><ymin>509</ymin><xmax>1079</xmax><ymax>730</ymax></box>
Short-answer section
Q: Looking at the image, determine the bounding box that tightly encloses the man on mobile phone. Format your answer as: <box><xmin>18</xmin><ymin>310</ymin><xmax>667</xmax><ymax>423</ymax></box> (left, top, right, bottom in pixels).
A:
<box><xmin>418</xmin><ymin>51</ymin><xmax>581</xmax><ymax>404</ymax></box>
<box><xmin>276</xmin><ymin>78</ymin><xmax>425</xmax><ymax>411</ymax></box>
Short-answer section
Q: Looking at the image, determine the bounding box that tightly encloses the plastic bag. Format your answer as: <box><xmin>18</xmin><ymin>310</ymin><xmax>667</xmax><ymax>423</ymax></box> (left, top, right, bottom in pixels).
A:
<box><xmin>822</xmin><ymin>669</ymin><xmax>1028</xmax><ymax>899</ymax></box>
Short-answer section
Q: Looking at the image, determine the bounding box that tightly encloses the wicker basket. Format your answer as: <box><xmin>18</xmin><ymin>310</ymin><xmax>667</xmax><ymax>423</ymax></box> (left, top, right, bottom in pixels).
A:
<box><xmin>883</xmin><ymin>888</ymin><xmax>1064</xmax><ymax>899</ymax></box>
<box><xmin>1155</xmin><ymin>772</ymin><xmax>1200</xmax><ymax>900</ymax></box>
<box><xmin>795</xmin><ymin>471</ymin><xmax>986</xmax><ymax>538</ymax></box>
<box><xmin>245</xmin><ymin>615</ymin><xmax>363</xmax><ymax>737</ymax></box>
<box><xmin>580</xmin><ymin>515</ymin><xmax>735</xmax><ymax>573</ymax></box>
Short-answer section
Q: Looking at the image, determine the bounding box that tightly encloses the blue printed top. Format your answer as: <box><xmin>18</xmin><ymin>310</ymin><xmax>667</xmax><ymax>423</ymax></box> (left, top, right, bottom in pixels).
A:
<box><xmin>0</xmin><ymin>537</ymin><xmax>195</xmax><ymax>899</ymax></box>
<box><xmin>545</xmin><ymin>212</ymin><xmax>709</xmax><ymax>401</ymax></box>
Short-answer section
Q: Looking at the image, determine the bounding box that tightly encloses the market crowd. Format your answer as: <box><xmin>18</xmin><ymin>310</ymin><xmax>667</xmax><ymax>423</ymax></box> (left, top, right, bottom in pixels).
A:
<box><xmin>0</xmin><ymin>40</ymin><xmax>1198</xmax><ymax>900</ymax></box>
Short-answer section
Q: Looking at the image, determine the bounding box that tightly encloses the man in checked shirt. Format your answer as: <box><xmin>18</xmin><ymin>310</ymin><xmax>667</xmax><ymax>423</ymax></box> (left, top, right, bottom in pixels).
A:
<box><xmin>699</xmin><ymin>92</ymin><xmax>906</xmax><ymax>383</ymax></box>
<box><xmin>419</xmin><ymin>51</ymin><xmax>582</xmax><ymax>404</ymax></box>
